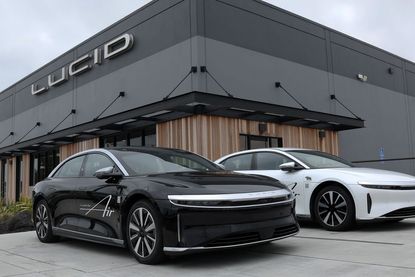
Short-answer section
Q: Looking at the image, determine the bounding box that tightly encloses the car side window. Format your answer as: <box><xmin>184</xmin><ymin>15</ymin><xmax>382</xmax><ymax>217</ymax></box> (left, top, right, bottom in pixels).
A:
<box><xmin>221</xmin><ymin>154</ymin><xmax>254</xmax><ymax>170</ymax></box>
<box><xmin>83</xmin><ymin>154</ymin><xmax>115</xmax><ymax>177</ymax></box>
<box><xmin>255</xmin><ymin>152</ymin><xmax>293</xmax><ymax>170</ymax></box>
<box><xmin>54</xmin><ymin>155</ymin><xmax>85</xmax><ymax>178</ymax></box>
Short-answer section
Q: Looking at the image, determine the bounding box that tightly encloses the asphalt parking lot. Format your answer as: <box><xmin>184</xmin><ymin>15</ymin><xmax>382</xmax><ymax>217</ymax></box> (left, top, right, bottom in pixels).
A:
<box><xmin>1</xmin><ymin>220</ymin><xmax>415</xmax><ymax>277</ymax></box>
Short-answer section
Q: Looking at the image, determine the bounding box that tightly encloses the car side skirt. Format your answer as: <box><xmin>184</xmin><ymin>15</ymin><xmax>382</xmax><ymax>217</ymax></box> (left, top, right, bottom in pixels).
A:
<box><xmin>52</xmin><ymin>227</ymin><xmax>125</xmax><ymax>248</ymax></box>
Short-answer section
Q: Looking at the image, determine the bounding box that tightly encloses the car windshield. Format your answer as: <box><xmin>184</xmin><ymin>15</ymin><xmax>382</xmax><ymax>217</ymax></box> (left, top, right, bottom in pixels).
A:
<box><xmin>115</xmin><ymin>150</ymin><xmax>222</xmax><ymax>175</ymax></box>
<box><xmin>286</xmin><ymin>150</ymin><xmax>354</xmax><ymax>169</ymax></box>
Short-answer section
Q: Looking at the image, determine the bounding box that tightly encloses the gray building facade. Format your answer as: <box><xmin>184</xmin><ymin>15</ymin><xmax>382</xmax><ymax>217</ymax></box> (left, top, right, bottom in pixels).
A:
<box><xmin>0</xmin><ymin>0</ymin><xmax>411</xmax><ymax>202</ymax></box>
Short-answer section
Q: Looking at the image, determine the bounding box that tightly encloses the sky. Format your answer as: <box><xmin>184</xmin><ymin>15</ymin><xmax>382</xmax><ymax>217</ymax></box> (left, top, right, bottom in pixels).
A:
<box><xmin>0</xmin><ymin>0</ymin><xmax>414</xmax><ymax>91</ymax></box>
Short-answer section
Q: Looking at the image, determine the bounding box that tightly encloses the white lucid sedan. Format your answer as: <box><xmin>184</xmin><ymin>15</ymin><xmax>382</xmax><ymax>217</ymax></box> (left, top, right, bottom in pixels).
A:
<box><xmin>215</xmin><ymin>148</ymin><xmax>415</xmax><ymax>231</ymax></box>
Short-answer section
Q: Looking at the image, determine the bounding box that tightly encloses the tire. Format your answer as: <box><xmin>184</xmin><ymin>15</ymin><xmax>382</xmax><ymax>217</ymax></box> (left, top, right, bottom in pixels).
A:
<box><xmin>34</xmin><ymin>200</ymin><xmax>59</xmax><ymax>243</ymax></box>
<box><xmin>126</xmin><ymin>201</ymin><xmax>165</xmax><ymax>265</ymax></box>
<box><xmin>313</xmin><ymin>185</ymin><xmax>355</xmax><ymax>231</ymax></box>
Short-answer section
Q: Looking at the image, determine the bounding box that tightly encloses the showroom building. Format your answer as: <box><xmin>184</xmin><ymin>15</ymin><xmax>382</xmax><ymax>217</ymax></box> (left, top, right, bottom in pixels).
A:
<box><xmin>2</xmin><ymin>0</ymin><xmax>414</xmax><ymax>203</ymax></box>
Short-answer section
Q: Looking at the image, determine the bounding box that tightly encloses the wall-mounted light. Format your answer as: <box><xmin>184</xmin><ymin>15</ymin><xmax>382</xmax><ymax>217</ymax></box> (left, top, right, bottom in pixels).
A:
<box><xmin>388</xmin><ymin>67</ymin><xmax>394</xmax><ymax>75</ymax></box>
<box><xmin>259</xmin><ymin>123</ymin><xmax>267</xmax><ymax>134</ymax></box>
<box><xmin>319</xmin><ymin>130</ymin><xmax>326</xmax><ymax>139</ymax></box>
<box><xmin>356</xmin><ymin>74</ymin><xmax>368</xmax><ymax>82</ymax></box>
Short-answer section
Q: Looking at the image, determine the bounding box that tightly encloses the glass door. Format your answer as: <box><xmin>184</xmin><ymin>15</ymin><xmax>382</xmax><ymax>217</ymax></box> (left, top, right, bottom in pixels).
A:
<box><xmin>15</xmin><ymin>156</ymin><xmax>23</xmax><ymax>202</ymax></box>
<box><xmin>1</xmin><ymin>160</ymin><xmax>7</xmax><ymax>203</ymax></box>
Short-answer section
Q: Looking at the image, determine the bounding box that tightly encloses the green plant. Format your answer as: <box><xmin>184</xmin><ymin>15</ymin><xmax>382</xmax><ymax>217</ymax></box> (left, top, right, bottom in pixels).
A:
<box><xmin>0</xmin><ymin>197</ymin><xmax>33</xmax><ymax>221</ymax></box>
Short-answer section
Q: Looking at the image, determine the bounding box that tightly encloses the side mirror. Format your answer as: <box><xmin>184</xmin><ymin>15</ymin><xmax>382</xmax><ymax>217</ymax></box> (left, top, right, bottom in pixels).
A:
<box><xmin>279</xmin><ymin>162</ymin><xmax>302</xmax><ymax>172</ymax></box>
<box><xmin>94</xmin><ymin>166</ymin><xmax>123</xmax><ymax>181</ymax></box>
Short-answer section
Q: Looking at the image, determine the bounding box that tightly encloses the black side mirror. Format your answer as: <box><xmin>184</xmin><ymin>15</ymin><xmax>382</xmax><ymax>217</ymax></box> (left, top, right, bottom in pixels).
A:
<box><xmin>279</xmin><ymin>162</ymin><xmax>302</xmax><ymax>172</ymax></box>
<box><xmin>94</xmin><ymin>166</ymin><xmax>123</xmax><ymax>182</ymax></box>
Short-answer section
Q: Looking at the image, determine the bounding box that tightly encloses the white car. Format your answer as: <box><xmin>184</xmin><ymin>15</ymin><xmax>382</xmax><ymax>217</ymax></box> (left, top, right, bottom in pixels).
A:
<box><xmin>215</xmin><ymin>148</ymin><xmax>415</xmax><ymax>231</ymax></box>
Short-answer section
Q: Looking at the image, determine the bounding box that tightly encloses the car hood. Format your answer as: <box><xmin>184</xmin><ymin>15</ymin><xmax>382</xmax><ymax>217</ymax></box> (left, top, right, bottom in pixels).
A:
<box><xmin>314</xmin><ymin>167</ymin><xmax>415</xmax><ymax>184</ymax></box>
<box><xmin>136</xmin><ymin>171</ymin><xmax>289</xmax><ymax>196</ymax></box>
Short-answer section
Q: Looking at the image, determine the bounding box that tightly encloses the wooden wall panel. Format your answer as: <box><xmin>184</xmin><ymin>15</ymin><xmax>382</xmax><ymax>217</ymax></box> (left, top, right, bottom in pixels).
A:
<box><xmin>157</xmin><ymin>115</ymin><xmax>339</xmax><ymax>160</ymax></box>
<box><xmin>21</xmin><ymin>154</ymin><xmax>31</xmax><ymax>199</ymax></box>
<box><xmin>6</xmin><ymin>158</ymin><xmax>15</xmax><ymax>204</ymax></box>
<box><xmin>60</xmin><ymin>138</ymin><xmax>100</xmax><ymax>161</ymax></box>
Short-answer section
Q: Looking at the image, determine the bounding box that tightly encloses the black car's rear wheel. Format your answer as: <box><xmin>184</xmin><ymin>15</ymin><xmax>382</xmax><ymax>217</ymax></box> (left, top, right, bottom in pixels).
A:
<box><xmin>314</xmin><ymin>185</ymin><xmax>355</xmax><ymax>231</ymax></box>
<box><xmin>34</xmin><ymin>200</ymin><xmax>58</xmax><ymax>243</ymax></box>
<box><xmin>126</xmin><ymin>201</ymin><xmax>164</xmax><ymax>264</ymax></box>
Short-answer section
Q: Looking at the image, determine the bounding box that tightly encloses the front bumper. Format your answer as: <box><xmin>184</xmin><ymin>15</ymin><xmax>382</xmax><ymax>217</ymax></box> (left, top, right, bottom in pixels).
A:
<box><xmin>159</xmin><ymin>196</ymin><xmax>298</xmax><ymax>254</ymax></box>
<box><xmin>349</xmin><ymin>184</ymin><xmax>415</xmax><ymax>220</ymax></box>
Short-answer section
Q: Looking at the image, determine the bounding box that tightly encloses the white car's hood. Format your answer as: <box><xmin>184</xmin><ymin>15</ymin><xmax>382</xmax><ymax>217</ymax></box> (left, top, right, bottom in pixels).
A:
<box><xmin>315</xmin><ymin>167</ymin><xmax>415</xmax><ymax>184</ymax></box>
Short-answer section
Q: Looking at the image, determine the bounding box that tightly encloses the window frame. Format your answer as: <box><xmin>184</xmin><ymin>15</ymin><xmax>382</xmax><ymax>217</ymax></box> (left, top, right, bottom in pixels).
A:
<box><xmin>252</xmin><ymin>151</ymin><xmax>295</xmax><ymax>171</ymax></box>
<box><xmin>52</xmin><ymin>155</ymin><xmax>87</xmax><ymax>178</ymax></box>
<box><xmin>220</xmin><ymin>153</ymin><xmax>255</xmax><ymax>171</ymax></box>
<box><xmin>82</xmin><ymin>153</ymin><xmax>117</xmax><ymax>178</ymax></box>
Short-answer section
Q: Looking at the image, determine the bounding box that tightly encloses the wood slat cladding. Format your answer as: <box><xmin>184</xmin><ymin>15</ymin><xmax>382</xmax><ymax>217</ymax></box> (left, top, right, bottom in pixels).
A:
<box><xmin>157</xmin><ymin>115</ymin><xmax>339</xmax><ymax>161</ymax></box>
<box><xmin>21</xmin><ymin>154</ymin><xmax>30</xmax><ymax>199</ymax></box>
<box><xmin>6</xmin><ymin>158</ymin><xmax>16</xmax><ymax>204</ymax></box>
<box><xmin>60</xmin><ymin>138</ymin><xmax>99</xmax><ymax>161</ymax></box>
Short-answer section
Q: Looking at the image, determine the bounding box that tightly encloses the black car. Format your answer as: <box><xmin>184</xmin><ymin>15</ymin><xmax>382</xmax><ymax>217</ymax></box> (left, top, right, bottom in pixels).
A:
<box><xmin>33</xmin><ymin>147</ymin><xmax>299</xmax><ymax>264</ymax></box>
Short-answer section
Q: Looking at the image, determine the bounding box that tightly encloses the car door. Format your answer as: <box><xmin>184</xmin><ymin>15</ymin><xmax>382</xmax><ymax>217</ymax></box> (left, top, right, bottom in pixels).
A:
<box><xmin>76</xmin><ymin>153</ymin><xmax>123</xmax><ymax>239</ymax></box>
<box><xmin>221</xmin><ymin>152</ymin><xmax>307</xmax><ymax>215</ymax></box>
<box><xmin>49</xmin><ymin>155</ymin><xmax>85</xmax><ymax>231</ymax></box>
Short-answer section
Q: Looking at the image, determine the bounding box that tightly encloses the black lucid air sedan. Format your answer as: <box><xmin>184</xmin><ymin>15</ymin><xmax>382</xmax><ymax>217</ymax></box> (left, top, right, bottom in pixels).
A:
<box><xmin>33</xmin><ymin>147</ymin><xmax>298</xmax><ymax>264</ymax></box>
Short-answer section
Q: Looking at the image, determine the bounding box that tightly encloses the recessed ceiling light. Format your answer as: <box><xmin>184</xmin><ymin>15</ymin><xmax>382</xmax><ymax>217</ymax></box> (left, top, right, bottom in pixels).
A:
<box><xmin>229</xmin><ymin>107</ymin><xmax>255</xmax><ymax>113</ymax></box>
<box><xmin>84</xmin><ymin>128</ymin><xmax>101</xmax><ymax>133</ymax></box>
<box><xmin>304</xmin><ymin>118</ymin><xmax>319</xmax><ymax>122</ymax></box>
<box><xmin>43</xmin><ymin>140</ymin><xmax>54</xmax><ymax>144</ymax></box>
<box><xmin>186</xmin><ymin>102</ymin><xmax>210</xmax><ymax>106</ymax></box>
<box><xmin>66</xmin><ymin>133</ymin><xmax>80</xmax><ymax>138</ymax></box>
<box><xmin>142</xmin><ymin>110</ymin><xmax>171</xmax><ymax>118</ymax></box>
<box><xmin>115</xmin><ymin>119</ymin><xmax>137</xmax><ymax>125</ymax></box>
<box><xmin>265</xmin><ymin>112</ymin><xmax>285</xmax><ymax>117</ymax></box>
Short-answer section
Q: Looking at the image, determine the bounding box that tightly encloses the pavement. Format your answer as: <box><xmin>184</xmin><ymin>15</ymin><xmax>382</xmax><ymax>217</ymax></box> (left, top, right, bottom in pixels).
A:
<box><xmin>1</xmin><ymin>220</ymin><xmax>415</xmax><ymax>277</ymax></box>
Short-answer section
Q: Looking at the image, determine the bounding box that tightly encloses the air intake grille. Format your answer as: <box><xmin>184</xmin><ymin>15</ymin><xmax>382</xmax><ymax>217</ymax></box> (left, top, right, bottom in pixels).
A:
<box><xmin>206</xmin><ymin>232</ymin><xmax>260</xmax><ymax>247</ymax></box>
<box><xmin>273</xmin><ymin>224</ymin><xmax>299</xmax><ymax>237</ymax></box>
<box><xmin>383</xmin><ymin>207</ymin><xmax>415</xmax><ymax>218</ymax></box>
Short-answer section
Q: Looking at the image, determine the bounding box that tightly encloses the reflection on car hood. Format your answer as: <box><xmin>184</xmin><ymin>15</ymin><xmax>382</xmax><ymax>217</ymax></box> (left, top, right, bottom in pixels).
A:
<box><xmin>143</xmin><ymin>171</ymin><xmax>288</xmax><ymax>194</ymax></box>
<box><xmin>317</xmin><ymin>167</ymin><xmax>415</xmax><ymax>183</ymax></box>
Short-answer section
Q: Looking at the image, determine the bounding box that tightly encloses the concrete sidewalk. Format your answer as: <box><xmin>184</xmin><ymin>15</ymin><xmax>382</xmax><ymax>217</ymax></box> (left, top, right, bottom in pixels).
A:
<box><xmin>1</xmin><ymin>220</ymin><xmax>415</xmax><ymax>277</ymax></box>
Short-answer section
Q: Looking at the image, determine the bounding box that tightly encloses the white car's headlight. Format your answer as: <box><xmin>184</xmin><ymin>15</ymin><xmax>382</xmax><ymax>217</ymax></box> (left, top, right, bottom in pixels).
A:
<box><xmin>358</xmin><ymin>182</ymin><xmax>415</xmax><ymax>190</ymax></box>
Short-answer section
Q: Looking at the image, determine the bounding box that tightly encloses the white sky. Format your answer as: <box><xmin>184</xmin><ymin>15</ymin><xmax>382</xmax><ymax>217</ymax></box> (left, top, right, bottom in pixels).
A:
<box><xmin>0</xmin><ymin>0</ymin><xmax>413</xmax><ymax>91</ymax></box>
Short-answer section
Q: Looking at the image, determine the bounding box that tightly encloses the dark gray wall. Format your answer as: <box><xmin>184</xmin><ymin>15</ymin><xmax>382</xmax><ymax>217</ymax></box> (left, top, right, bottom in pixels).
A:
<box><xmin>1</xmin><ymin>0</ymin><xmax>414</xmax><ymax>174</ymax></box>
<box><xmin>197</xmin><ymin>0</ymin><xmax>415</xmax><ymax>174</ymax></box>
<box><xmin>0</xmin><ymin>0</ymin><xmax>196</xmax><ymax>146</ymax></box>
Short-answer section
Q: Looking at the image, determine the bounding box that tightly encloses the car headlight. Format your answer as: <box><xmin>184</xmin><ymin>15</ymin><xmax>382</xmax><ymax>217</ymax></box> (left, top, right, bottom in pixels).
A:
<box><xmin>358</xmin><ymin>182</ymin><xmax>415</xmax><ymax>190</ymax></box>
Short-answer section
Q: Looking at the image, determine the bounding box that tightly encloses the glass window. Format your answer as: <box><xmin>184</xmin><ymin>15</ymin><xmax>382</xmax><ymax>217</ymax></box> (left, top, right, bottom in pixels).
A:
<box><xmin>129</xmin><ymin>130</ymin><xmax>143</xmax><ymax>147</ymax></box>
<box><xmin>115</xmin><ymin>134</ymin><xmax>128</xmax><ymax>147</ymax></box>
<box><xmin>255</xmin><ymin>152</ymin><xmax>292</xmax><ymax>170</ymax></box>
<box><xmin>239</xmin><ymin>135</ymin><xmax>248</xmax><ymax>151</ymax></box>
<box><xmin>287</xmin><ymin>150</ymin><xmax>353</xmax><ymax>169</ymax></box>
<box><xmin>30</xmin><ymin>149</ymin><xmax>60</xmax><ymax>186</ymax></box>
<box><xmin>99</xmin><ymin>126</ymin><xmax>156</xmax><ymax>148</ymax></box>
<box><xmin>54</xmin><ymin>156</ymin><xmax>85</xmax><ymax>178</ymax></box>
<box><xmin>222</xmin><ymin>154</ymin><xmax>254</xmax><ymax>170</ymax></box>
<box><xmin>1</xmin><ymin>160</ymin><xmax>7</xmax><ymax>202</ymax></box>
<box><xmin>115</xmin><ymin>150</ymin><xmax>221</xmax><ymax>175</ymax></box>
<box><xmin>83</xmin><ymin>154</ymin><xmax>115</xmax><ymax>177</ymax></box>
<box><xmin>239</xmin><ymin>135</ymin><xmax>283</xmax><ymax>151</ymax></box>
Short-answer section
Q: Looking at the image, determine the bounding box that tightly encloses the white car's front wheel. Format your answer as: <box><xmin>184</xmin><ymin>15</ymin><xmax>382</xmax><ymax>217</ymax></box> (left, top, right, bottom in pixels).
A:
<box><xmin>313</xmin><ymin>185</ymin><xmax>355</xmax><ymax>231</ymax></box>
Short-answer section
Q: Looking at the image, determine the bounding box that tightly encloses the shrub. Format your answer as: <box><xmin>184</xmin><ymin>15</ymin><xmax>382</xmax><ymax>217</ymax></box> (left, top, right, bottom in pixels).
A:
<box><xmin>0</xmin><ymin>197</ymin><xmax>33</xmax><ymax>221</ymax></box>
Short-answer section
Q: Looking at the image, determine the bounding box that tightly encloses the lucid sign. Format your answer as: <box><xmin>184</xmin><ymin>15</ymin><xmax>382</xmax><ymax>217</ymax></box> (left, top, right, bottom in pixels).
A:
<box><xmin>31</xmin><ymin>33</ymin><xmax>134</xmax><ymax>95</ymax></box>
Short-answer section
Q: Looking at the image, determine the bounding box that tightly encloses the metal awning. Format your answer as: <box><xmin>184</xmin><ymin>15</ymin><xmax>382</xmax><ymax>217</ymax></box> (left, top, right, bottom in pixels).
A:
<box><xmin>0</xmin><ymin>91</ymin><xmax>364</xmax><ymax>157</ymax></box>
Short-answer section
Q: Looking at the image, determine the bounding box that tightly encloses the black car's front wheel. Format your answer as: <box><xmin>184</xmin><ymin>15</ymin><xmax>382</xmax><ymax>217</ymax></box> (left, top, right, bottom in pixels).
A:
<box><xmin>313</xmin><ymin>185</ymin><xmax>355</xmax><ymax>231</ymax></box>
<box><xmin>34</xmin><ymin>200</ymin><xmax>58</xmax><ymax>243</ymax></box>
<box><xmin>126</xmin><ymin>201</ymin><xmax>164</xmax><ymax>264</ymax></box>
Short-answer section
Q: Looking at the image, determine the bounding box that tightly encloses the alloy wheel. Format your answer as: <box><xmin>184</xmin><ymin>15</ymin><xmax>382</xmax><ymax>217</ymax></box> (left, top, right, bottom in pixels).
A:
<box><xmin>35</xmin><ymin>204</ymin><xmax>49</xmax><ymax>239</ymax></box>
<box><xmin>129</xmin><ymin>207</ymin><xmax>157</xmax><ymax>258</ymax></box>
<box><xmin>317</xmin><ymin>191</ymin><xmax>348</xmax><ymax>227</ymax></box>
